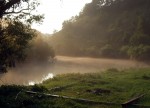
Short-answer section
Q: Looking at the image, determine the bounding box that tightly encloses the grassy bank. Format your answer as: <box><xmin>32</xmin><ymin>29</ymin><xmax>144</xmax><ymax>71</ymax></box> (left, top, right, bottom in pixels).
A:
<box><xmin>1</xmin><ymin>68</ymin><xmax>150</xmax><ymax>108</ymax></box>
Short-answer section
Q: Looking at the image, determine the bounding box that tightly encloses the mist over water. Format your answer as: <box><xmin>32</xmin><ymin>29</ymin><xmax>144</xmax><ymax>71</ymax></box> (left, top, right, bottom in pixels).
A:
<box><xmin>0</xmin><ymin>56</ymin><xmax>149</xmax><ymax>85</ymax></box>
<box><xmin>0</xmin><ymin>62</ymin><xmax>53</xmax><ymax>85</ymax></box>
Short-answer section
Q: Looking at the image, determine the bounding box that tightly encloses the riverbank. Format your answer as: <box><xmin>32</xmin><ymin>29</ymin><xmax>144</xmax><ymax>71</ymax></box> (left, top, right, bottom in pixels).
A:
<box><xmin>0</xmin><ymin>68</ymin><xmax>150</xmax><ymax>108</ymax></box>
<box><xmin>0</xmin><ymin>56</ymin><xmax>150</xmax><ymax>85</ymax></box>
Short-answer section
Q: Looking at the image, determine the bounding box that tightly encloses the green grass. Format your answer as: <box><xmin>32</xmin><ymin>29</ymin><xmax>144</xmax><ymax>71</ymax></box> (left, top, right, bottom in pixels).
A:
<box><xmin>42</xmin><ymin>68</ymin><xmax>150</xmax><ymax>106</ymax></box>
<box><xmin>1</xmin><ymin>68</ymin><xmax>150</xmax><ymax>108</ymax></box>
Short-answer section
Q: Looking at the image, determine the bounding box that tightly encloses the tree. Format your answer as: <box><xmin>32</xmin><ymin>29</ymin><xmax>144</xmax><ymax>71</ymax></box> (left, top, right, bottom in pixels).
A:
<box><xmin>26</xmin><ymin>33</ymin><xmax>55</xmax><ymax>63</ymax></box>
<box><xmin>0</xmin><ymin>0</ymin><xmax>43</xmax><ymax>72</ymax></box>
<box><xmin>49</xmin><ymin>0</ymin><xmax>150</xmax><ymax>60</ymax></box>
<box><xmin>0</xmin><ymin>0</ymin><xmax>38</xmax><ymax>18</ymax></box>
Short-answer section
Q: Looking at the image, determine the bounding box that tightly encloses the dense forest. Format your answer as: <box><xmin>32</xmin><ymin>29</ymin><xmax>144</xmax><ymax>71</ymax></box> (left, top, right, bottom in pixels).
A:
<box><xmin>49</xmin><ymin>0</ymin><xmax>150</xmax><ymax>61</ymax></box>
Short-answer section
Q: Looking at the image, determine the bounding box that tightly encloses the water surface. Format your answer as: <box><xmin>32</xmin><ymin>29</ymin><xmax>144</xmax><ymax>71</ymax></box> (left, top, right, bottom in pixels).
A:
<box><xmin>0</xmin><ymin>56</ymin><xmax>149</xmax><ymax>85</ymax></box>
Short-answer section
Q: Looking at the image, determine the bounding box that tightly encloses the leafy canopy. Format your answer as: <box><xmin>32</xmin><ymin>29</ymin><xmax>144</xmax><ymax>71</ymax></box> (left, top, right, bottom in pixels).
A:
<box><xmin>0</xmin><ymin>0</ymin><xmax>44</xmax><ymax>72</ymax></box>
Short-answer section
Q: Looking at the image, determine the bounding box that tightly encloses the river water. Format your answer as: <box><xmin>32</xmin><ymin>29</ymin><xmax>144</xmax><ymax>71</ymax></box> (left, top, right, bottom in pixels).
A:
<box><xmin>0</xmin><ymin>56</ymin><xmax>149</xmax><ymax>85</ymax></box>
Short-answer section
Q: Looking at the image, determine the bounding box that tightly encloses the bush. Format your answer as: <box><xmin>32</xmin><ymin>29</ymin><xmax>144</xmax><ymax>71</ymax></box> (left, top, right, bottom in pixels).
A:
<box><xmin>127</xmin><ymin>45</ymin><xmax>150</xmax><ymax>60</ymax></box>
<box><xmin>100</xmin><ymin>45</ymin><xmax>119</xmax><ymax>58</ymax></box>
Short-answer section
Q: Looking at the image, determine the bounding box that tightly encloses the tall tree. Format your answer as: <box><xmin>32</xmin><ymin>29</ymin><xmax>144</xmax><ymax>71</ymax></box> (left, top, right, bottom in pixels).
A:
<box><xmin>0</xmin><ymin>0</ymin><xmax>43</xmax><ymax>72</ymax></box>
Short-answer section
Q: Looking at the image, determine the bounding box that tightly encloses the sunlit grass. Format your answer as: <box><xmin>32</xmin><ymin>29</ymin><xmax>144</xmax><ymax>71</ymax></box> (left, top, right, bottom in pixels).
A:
<box><xmin>1</xmin><ymin>68</ymin><xmax>150</xmax><ymax>108</ymax></box>
<box><xmin>42</xmin><ymin>68</ymin><xmax>150</xmax><ymax>105</ymax></box>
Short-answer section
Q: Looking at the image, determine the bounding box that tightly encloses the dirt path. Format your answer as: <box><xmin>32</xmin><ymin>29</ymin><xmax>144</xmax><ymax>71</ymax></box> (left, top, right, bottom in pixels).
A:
<box><xmin>0</xmin><ymin>56</ymin><xmax>149</xmax><ymax>85</ymax></box>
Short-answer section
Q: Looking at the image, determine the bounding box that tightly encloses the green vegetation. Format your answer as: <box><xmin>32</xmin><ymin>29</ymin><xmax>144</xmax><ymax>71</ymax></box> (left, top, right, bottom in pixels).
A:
<box><xmin>49</xmin><ymin>0</ymin><xmax>150</xmax><ymax>61</ymax></box>
<box><xmin>0</xmin><ymin>1</ymin><xmax>55</xmax><ymax>72</ymax></box>
<box><xmin>26</xmin><ymin>32</ymin><xmax>55</xmax><ymax>63</ymax></box>
<box><xmin>0</xmin><ymin>0</ymin><xmax>44</xmax><ymax>72</ymax></box>
<box><xmin>1</xmin><ymin>68</ymin><xmax>150</xmax><ymax>108</ymax></box>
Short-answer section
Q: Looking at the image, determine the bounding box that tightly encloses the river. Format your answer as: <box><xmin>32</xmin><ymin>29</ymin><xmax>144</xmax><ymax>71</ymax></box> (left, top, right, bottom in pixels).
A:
<box><xmin>0</xmin><ymin>56</ymin><xmax>149</xmax><ymax>85</ymax></box>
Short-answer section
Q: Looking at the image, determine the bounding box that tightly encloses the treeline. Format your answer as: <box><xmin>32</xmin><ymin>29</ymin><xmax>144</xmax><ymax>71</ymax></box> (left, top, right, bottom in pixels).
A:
<box><xmin>25</xmin><ymin>31</ymin><xmax>55</xmax><ymax>63</ymax></box>
<box><xmin>49</xmin><ymin>0</ymin><xmax>150</xmax><ymax>61</ymax></box>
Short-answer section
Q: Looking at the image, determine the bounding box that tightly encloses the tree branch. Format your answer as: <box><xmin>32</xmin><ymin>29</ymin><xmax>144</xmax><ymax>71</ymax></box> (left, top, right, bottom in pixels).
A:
<box><xmin>4</xmin><ymin>0</ymin><xmax>31</xmax><ymax>15</ymax></box>
<box><xmin>4</xmin><ymin>8</ymin><xmax>30</xmax><ymax>15</ymax></box>
<box><xmin>0</xmin><ymin>0</ymin><xmax>30</xmax><ymax>18</ymax></box>
<box><xmin>4</xmin><ymin>0</ymin><xmax>21</xmax><ymax>11</ymax></box>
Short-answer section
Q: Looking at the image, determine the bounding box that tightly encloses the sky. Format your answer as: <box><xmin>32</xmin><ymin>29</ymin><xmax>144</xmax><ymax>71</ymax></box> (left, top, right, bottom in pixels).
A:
<box><xmin>32</xmin><ymin>0</ymin><xmax>92</xmax><ymax>34</ymax></box>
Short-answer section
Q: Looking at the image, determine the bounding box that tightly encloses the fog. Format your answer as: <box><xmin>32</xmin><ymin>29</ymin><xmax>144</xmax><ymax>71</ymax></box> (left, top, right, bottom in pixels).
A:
<box><xmin>0</xmin><ymin>56</ymin><xmax>149</xmax><ymax>85</ymax></box>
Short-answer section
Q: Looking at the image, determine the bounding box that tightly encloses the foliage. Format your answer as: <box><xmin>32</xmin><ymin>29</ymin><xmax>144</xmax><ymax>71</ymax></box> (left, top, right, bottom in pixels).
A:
<box><xmin>0</xmin><ymin>0</ymin><xmax>44</xmax><ymax>71</ymax></box>
<box><xmin>49</xmin><ymin>0</ymin><xmax>150</xmax><ymax>60</ymax></box>
<box><xmin>26</xmin><ymin>32</ymin><xmax>55</xmax><ymax>63</ymax></box>
<box><xmin>127</xmin><ymin>45</ymin><xmax>150</xmax><ymax>60</ymax></box>
<box><xmin>100</xmin><ymin>44</ymin><xmax>119</xmax><ymax>58</ymax></box>
<box><xmin>0</xmin><ymin>0</ymin><xmax>42</xmax><ymax>19</ymax></box>
<box><xmin>0</xmin><ymin>20</ymin><xmax>36</xmax><ymax>67</ymax></box>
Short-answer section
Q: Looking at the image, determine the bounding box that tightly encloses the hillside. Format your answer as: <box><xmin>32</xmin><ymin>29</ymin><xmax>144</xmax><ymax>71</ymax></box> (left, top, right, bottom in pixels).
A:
<box><xmin>49</xmin><ymin>0</ymin><xmax>150</xmax><ymax>60</ymax></box>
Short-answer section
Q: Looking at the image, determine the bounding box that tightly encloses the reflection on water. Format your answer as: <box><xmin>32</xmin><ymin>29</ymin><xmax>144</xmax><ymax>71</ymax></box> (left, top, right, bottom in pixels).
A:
<box><xmin>28</xmin><ymin>81</ymin><xmax>35</xmax><ymax>86</ymax></box>
<box><xmin>43</xmin><ymin>73</ymin><xmax>54</xmax><ymax>80</ymax></box>
<box><xmin>28</xmin><ymin>73</ymin><xmax>54</xmax><ymax>85</ymax></box>
<box><xmin>0</xmin><ymin>56</ymin><xmax>149</xmax><ymax>85</ymax></box>
<box><xmin>0</xmin><ymin>62</ymin><xmax>55</xmax><ymax>85</ymax></box>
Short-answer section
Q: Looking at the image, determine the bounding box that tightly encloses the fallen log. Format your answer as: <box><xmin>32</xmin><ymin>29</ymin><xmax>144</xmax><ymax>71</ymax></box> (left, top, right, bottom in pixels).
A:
<box><xmin>25</xmin><ymin>90</ymin><xmax>119</xmax><ymax>106</ymax></box>
<box><xmin>122</xmin><ymin>94</ymin><xmax>145</xmax><ymax>108</ymax></box>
